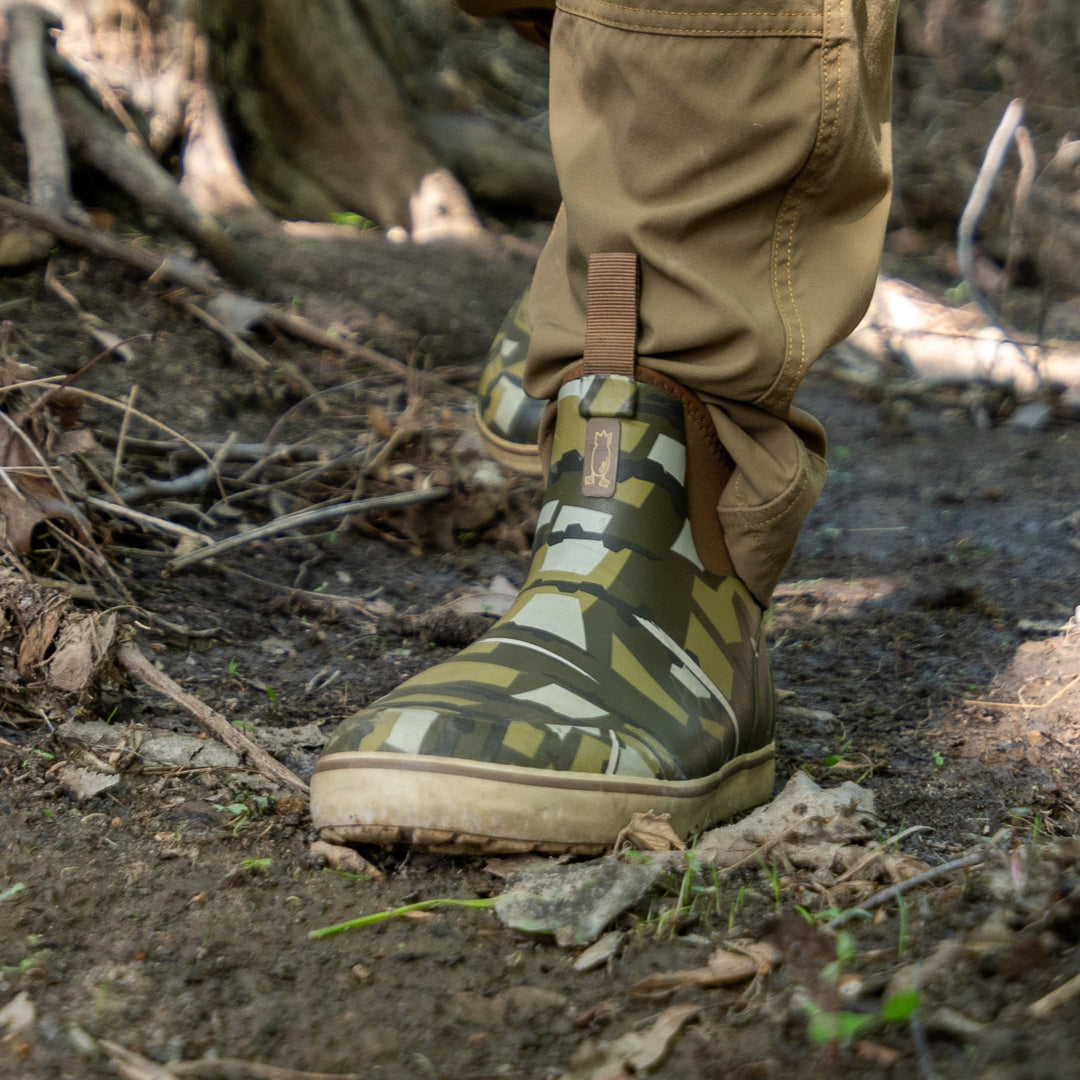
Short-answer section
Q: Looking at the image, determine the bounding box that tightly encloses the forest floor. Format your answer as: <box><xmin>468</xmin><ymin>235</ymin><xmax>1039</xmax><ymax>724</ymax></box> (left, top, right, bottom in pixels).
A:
<box><xmin>2</xmin><ymin>218</ymin><xmax>1080</xmax><ymax>1080</ymax></box>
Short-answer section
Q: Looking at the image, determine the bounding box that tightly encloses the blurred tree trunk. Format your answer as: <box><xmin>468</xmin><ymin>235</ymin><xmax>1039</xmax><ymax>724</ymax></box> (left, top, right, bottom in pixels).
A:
<box><xmin>18</xmin><ymin>0</ymin><xmax>555</xmax><ymax>234</ymax></box>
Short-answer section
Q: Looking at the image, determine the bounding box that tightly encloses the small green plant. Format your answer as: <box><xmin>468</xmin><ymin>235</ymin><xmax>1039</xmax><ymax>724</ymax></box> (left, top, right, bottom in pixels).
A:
<box><xmin>1</xmin><ymin>935</ymin><xmax>51</xmax><ymax>977</ymax></box>
<box><xmin>227</xmin><ymin>658</ymin><xmax>239</xmax><ymax>676</ymax></box>
<box><xmin>757</xmin><ymin>854</ymin><xmax>783</xmax><ymax>912</ymax></box>
<box><xmin>212</xmin><ymin>795</ymin><xmax>272</xmax><ymax>835</ymax></box>
<box><xmin>266</xmin><ymin>686</ymin><xmax>278</xmax><ymax>706</ymax></box>
<box><xmin>310</xmin><ymin>897</ymin><xmax>496</xmax><ymax>940</ymax></box>
<box><xmin>238</xmin><ymin>857</ymin><xmax>273</xmax><ymax>874</ymax></box>
<box><xmin>728</xmin><ymin>884</ymin><xmax>748</xmax><ymax>931</ymax></box>
<box><xmin>0</xmin><ymin>883</ymin><xmax>26</xmax><ymax>903</ymax></box>
<box><xmin>821</xmin><ymin>929</ymin><xmax>859</xmax><ymax>983</ymax></box>
<box><xmin>804</xmin><ymin>988</ymin><xmax>921</xmax><ymax>1048</ymax></box>
<box><xmin>896</xmin><ymin>893</ymin><xmax>910</xmax><ymax>955</ymax></box>
<box><xmin>932</xmin><ymin>750</ymin><xmax>945</xmax><ymax>768</ymax></box>
<box><xmin>329</xmin><ymin>211</ymin><xmax>376</xmax><ymax>230</ymax></box>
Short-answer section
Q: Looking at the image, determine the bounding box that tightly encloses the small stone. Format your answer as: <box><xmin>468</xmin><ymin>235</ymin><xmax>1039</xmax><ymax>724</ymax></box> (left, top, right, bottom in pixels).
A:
<box><xmin>350</xmin><ymin>962</ymin><xmax>372</xmax><ymax>983</ymax></box>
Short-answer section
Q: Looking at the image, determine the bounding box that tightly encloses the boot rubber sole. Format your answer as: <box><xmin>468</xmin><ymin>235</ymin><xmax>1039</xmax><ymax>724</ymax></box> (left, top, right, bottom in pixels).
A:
<box><xmin>311</xmin><ymin>743</ymin><xmax>775</xmax><ymax>855</ymax></box>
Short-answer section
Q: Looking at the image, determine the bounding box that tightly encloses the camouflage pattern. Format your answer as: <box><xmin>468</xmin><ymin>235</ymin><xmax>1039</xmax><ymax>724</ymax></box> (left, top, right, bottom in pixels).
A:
<box><xmin>475</xmin><ymin>288</ymin><xmax>544</xmax><ymax>472</ymax></box>
<box><xmin>318</xmin><ymin>374</ymin><xmax>775</xmax><ymax>787</ymax></box>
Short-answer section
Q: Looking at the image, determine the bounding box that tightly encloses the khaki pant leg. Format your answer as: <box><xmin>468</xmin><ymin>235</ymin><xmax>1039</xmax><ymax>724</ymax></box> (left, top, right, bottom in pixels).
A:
<box><xmin>525</xmin><ymin>0</ymin><xmax>898</xmax><ymax>604</ymax></box>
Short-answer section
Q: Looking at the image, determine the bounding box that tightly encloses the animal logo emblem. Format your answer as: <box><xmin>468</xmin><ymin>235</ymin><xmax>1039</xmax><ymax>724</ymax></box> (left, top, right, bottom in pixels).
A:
<box><xmin>582</xmin><ymin>419</ymin><xmax>619</xmax><ymax>498</ymax></box>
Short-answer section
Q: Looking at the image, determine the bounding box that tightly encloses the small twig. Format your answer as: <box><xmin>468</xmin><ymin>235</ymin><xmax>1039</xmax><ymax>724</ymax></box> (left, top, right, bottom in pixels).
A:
<box><xmin>169</xmin><ymin>1061</ymin><xmax>363</xmax><ymax>1080</ymax></box>
<box><xmin>827</xmin><ymin>851</ymin><xmax>984</xmax><ymax>929</ymax></box>
<box><xmin>1028</xmin><ymin>971</ymin><xmax>1080</xmax><ymax>1019</ymax></box>
<box><xmin>957</xmin><ymin>98</ymin><xmax>1025</xmax><ymax>321</ymax></box>
<box><xmin>112</xmin><ymin>384</ymin><xmax>139</xmax><ymax>487</ymax></box>
<box><xmin>44</xmin><ymin>259</ymin><xmax>137</xmax><ymax>361</ymax></box>
<box><xmin>1002</xmin><ymin>124</ymin><xmax>1036</xmax><ymax>311</ymax></box>
<box><xmin>965</xmin><ymin>673</ymin><xmax>1080</xmax><ymax>711</ymax></box>
<box><xmin>67</xmin><ymin>387</ymin><xmax>215</xmax><ymax>468</ymax></box>
<box><xmin>166</xmin><ymin>486</ymin><xmax>451</xmax><ymax>572</ymax></box>
<box><xmin>909</xmin><ymin>1013</ymin><xmax>942</xmax><ymax>1080</ymax></box>
<box><xmin>0</xmin><ymin>193</ymin><xmax>219</xmax><ymax>293</ymax></box>
<box><xmin>261</xmin><ymin>308</ymin><xmax>464</xmax><ymax>401</ymax></box>
<box><xmin>116</xmin><ymin>641</ymin><xmax>308</xmax><ymax>796</ymax></box>
<box><xmin>84</xmin><ymin>496</ymin><xmax>211</xmax><ymax>544</ymax></box>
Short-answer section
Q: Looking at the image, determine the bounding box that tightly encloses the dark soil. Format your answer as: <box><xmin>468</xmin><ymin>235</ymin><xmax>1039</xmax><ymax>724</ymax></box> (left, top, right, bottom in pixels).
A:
<box><xmin>2</xmin><ymin>224</ymin><xmax>1080</xmax><ymax>1080</ymax></box>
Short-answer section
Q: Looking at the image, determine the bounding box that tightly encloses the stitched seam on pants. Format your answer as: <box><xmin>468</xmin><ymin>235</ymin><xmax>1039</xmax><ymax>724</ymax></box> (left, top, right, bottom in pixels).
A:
<box><xmin>556</xmin><ymin>0</ymin><xmax>822</xmax><ymax>34</ymax></box>
<box><xmin>720</xmin><ymin>456</ymin><xmax>811</xmax><ymax>528</ymax></box>
<box><xmin>764</xmin><ymin>0</ymin><xmax>841</xmax><ymax>414</ymax></box>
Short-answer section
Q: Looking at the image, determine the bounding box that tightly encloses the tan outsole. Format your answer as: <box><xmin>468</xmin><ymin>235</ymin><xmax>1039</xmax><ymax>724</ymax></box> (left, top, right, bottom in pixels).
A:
<box><xmin>475</xmin><ymin>407</ymin><xmax>544</xmax><ymax>477</ymax></box>
<box><xmin>311</xmin><ymin>744</ymin><xmax>775</xmax><ymax>855</ymax></box>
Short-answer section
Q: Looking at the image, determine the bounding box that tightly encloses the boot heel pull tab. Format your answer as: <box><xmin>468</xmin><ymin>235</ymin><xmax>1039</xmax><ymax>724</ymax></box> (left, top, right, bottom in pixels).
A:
<box><xmin>583</xmin><ymin>252</ymin><xmax>639</xmax><ymax>380</ymax></box>
<box><xmin>580</xmin><ymin>253</ymin><xmax>639</xmax><ymax>499</ymax></box>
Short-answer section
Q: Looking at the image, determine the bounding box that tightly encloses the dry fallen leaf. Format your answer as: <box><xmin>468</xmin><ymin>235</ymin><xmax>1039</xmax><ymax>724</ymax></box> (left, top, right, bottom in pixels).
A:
<box><xmin>629</xmin><ymin>940</ymin><xmax>780</xmax><ymax>998</ymax></box>
<box><xmin>55</xmin><ymin>763</ymin><xmax>120</xmax><ymax>802</ymax></box>
<box><xmin>309</xmin><ymin>839</ymin><xmax>384</xmax><ymax>879</ymax></box>
<box><xmin>0</xmin><ymin>414</ymin><xmax>89</xmax><ymax>556</ymax></box>
<box><xmin>560</xmin><ymin>1003</ymin><xmax>700</xmax><ymax>1080</ymax></box>
<box><xmin>614</xmin><ymin>810</ymin><xmax>685</xmax><ymax>853</ymax></box>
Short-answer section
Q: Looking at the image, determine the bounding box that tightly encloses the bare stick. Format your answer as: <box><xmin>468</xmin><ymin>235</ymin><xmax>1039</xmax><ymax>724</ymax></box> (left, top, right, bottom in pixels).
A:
<box><xmin>55</xmin><ymin>84</ymin><xmax>259</xmax><ymax>287</ymax></box>
<box><xmin>43</xmin><ymin>259</ymin><xmax>138</xmax><ymax>362</ymax></box>
<box><xmin>116</xmin><ymin>642</ymin><xmax>308</xmax><ymax>795</ymax></box>
<box><xmin>0</xmin><ymin>193</ymin><xmax>219</xmax><ymax>293</ymax></box>
<box><xmin>957</xmin><ymin>98</ymin><xmax>1025</xmax><ymax>319</ymax></box>
<box><xmin>826</xmin><ymin>851</ymin><xmax>984</xmax><ymax>929</ymax></box>
<box><xmin>261</xmin><ymin>308</ymin><xmax>463</xmax><ymax>399</ymax></box>
<box><xmin>83</xmin><ymin>496</ymin><xmax>210</xmax><ymax>544</ymax></box>
<box><xmin>170</xmin><ymin>1058</ymin><xmax>363</xmax><ymax>1079</ymax></box>
<box><xmin>166</xmin><ymin>486</ymin><xmax>451</xmax><ymax>571</ymax></box>
<box><xmin>6</xmin><ymin>5</ymin><xmax>80</xmax><ymax>220</ymax></box>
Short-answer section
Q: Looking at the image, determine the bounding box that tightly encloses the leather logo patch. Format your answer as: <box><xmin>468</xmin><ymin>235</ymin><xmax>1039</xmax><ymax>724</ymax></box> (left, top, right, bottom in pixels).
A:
<box><xmin>582</xmin><ymin>418</ymin><xmax>619</xmax><ymax>498</ymax></box>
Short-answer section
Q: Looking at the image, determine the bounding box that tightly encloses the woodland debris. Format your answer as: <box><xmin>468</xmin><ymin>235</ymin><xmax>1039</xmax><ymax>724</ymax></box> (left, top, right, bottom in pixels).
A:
<box><xmin>692</xmin><ymin>770</ymin><xmax>880</xmax><ymax>873</ymax></box>
<box><xmin>54</xmin><ymin>84</ymin><xmax>257</xmax><ymax>287</ymax></box>
<box><xmin>628</xmin><ymin>941</ymin><xmax>781</xmax><ymax>999</ymax></box>
<box><xmin>57</xmin><ymin>720</ymin><xmax>241</xmax><ymax>772</ymax></box>
<box><xmin>3</xmin><ymin>4</ymin><xmax>81</xmax><ymax>265</ymax></box>
<box><xmin>116</xmin><ymin>641</ymin><xmax>307</xmax><ymax>796</ymax></box>
<box><xmin>164</xmin><ymin>486</ymin><xmax>452</xmax><ymax>573</ymax></box>
<box><xmin>43</xmin><ymin>259</ymin><xmax>137</xmax><ymax>362</ymax></box>
<box><xmin>0</xmin><ymin>193</ymin><xmax>219</xmax><ymax>292</ymax></box>
<box><xmin>309</xmin><ymin>839</ymin><xmax>384</xmax><ymax>880</ymax></box>
<box><xmin>495</xmin><ymin>854</ymin><xmax>666</xmax><ymax>947</ymax></box>
<box><xmin>849</xmin><ymin>277</ymin><xmax>1080</xmax><ymax>397</ymax></box>
<box><xmin>613</xmin><ymin>811</ymin><xmax>685</xmax><ymax>854</ymax></box>
<box><xmin>54</xmin><ymin>761</ymin><xmax>119</xmax><ymax>801</ymax></box>
<box><xmin>559</xmin><ymin>1003</ymin><xmax>700</xmax><ymax>1080</ymax></box>
<box><xmin>573</xmin><ymin>931</ymin><xmax>624</xmax><ymax>973</ymax></box>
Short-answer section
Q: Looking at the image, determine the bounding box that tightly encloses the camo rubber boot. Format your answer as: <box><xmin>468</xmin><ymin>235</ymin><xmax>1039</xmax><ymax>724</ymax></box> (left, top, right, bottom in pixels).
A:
<box><xmin>475</xmin><ymin>288</ymin><xmax>544</xmax><ymax>476</ymax></box>
<box><xmin>311</xmin><ymin>255</ymin><xmax>776</xmax><ymax>854</ymax></box>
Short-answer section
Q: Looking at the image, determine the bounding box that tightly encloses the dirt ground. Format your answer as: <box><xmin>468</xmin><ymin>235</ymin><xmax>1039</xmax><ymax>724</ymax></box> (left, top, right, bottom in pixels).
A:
<box><xmin>2</xmin><ymin>221</ymin><xmax>1080</xmax><ymax>1080</ymax></box>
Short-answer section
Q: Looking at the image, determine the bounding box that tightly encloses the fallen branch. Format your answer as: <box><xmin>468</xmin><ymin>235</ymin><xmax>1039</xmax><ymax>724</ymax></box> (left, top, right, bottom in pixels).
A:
<box><xmin>44</xmin><ymin>258</ymin><xmax>138</xmax><ymax>362</ymax></box>
<box><xmin>827</xmin><ymin>851</ymin><xmax>984</xmax><ymax>929</ymax></box>
<box><xmin>957</xmin><ymin>98</ymin><xmax>1025</xmax><ymax>321</ymax></box>
<box><xmin>166</xmin><ymin>486</ymin><xmax>451</xmax><ymax>572</ymax></box>
<box><xmin>116</xmin><ymin>641</ymin><xmax>308</xmax><ymax>796</ymax></box>
<box><xmin>260</xmin><ymin>308</ymin><xmax>464</xmax><ymax>400</ymax></box>
<box><xmin>0</xmin><ymin>193</ymin><xmax>219</xmax><ymax>292</ymax></box>
<box><xmin>55</xmin><ymin>84</ymin><xmax>259</xmax><ymax>287</ymax></box>
<box><xmin>101</xmin><ymin>1039</ymin><xmax>360</xmax><ymax>1080</ymax></box>
<box><xmin>6</xmin><ymin>5</ymin><xmax>81</xmax><ymax>219</ymax></box>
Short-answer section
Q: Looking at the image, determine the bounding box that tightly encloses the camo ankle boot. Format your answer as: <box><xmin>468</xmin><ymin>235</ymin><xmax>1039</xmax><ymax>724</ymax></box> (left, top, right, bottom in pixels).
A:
<box><xmin>311</xmin><ymin>255</ymin><xmax>776</xmax><ymax>854</ymax></box>
<box><xmin>475</xmin><ymin>287</ymin><xmax>544</xmax><ymax>476</ymax></box>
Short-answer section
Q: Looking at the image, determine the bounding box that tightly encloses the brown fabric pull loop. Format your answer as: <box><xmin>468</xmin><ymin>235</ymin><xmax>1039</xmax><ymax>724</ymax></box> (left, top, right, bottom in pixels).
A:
<box><xmin>583</xmin><ymin>252</ymin><xmax>638</xmax><ymax>377</ymax></box>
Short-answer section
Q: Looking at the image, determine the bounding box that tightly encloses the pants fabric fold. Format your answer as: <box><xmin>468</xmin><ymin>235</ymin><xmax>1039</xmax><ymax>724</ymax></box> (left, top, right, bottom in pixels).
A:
<box><xmin>464</xmin><ymin>0</ymin><xmax>898</xmax><ymax>603</ymax></box>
